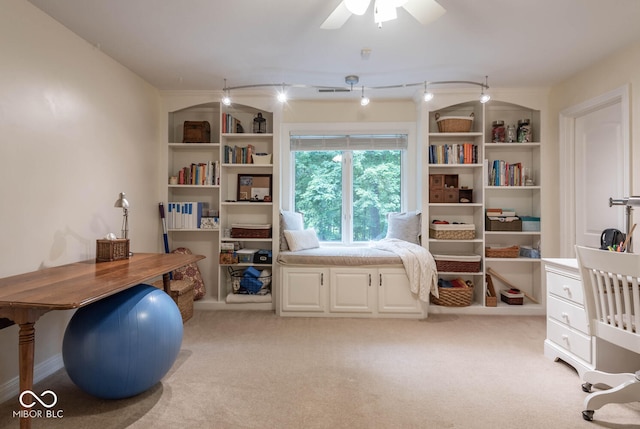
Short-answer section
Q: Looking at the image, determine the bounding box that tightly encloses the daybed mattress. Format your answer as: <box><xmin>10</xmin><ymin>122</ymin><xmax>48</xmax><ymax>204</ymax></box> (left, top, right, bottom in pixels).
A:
<box><xmin>277</xmin><ymin>246</ymin><xmax>403</xmax><ymax>266</ymax></box>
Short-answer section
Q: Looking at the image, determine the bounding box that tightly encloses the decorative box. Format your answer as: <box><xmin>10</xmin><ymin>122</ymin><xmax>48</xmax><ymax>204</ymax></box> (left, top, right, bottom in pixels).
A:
<box><xmin>252</xmin><ymin>153</ymin><xmax>272</xmax><ymax>164</ymax></box>
<box><xmin>520</xmin><ymin>216</ymin><xmax>541</xmax><ymax>232</ymax></box>
<box><xmin>500</xmin><ymin>289</ymin><xmax>524</xmax><ymax>305</ymax></box>
<box><xmin>485</xmin><ymin>216</ymin><xmax>522</xmax><ymax>231</ymax></box>
<box><xmin>433</xmin><ymin>254</ymin><xmax>481</xmax><ymax>273</ymax></box>
<box><xmin>429</xmin><ymin>223</ymin><xmax>475</xmax><ymax>240</ymax></box>
<box><xmin>200</xmin><ymin>217</ymin><xmax>219</xmax><ymax>229</ymax></box>
<box><xmin>96</xmin><ymin>239</ymin><xmax>130</xmax><ymax>262</ymax></box>
<box><xmin>182</xmin><ymin>121</ymin><xmax>211</xmax><ymax>143</ymax></box>
<box><xmin>219</xmin><ymin>251</ymin><xmax>238</xmax><ymax>264</ymax></box>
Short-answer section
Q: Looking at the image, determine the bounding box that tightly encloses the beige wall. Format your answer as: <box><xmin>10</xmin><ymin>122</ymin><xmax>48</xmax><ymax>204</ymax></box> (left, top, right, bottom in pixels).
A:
<box><xmin>547</xmin><ymin>40</ymin><xmax>640</xmax><ymax>257</ymax></box>
<box><xmin>0</xmin><ymin>0</ymin><xmax>162</xmax><ymax>396</ymax></box>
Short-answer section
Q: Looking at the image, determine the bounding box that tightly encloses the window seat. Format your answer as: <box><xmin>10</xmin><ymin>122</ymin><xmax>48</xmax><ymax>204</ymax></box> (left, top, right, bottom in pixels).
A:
<box><xmin>277</xmin><ymin>246</ymin><xmax>403</xmax><ymax>267</ymax></box>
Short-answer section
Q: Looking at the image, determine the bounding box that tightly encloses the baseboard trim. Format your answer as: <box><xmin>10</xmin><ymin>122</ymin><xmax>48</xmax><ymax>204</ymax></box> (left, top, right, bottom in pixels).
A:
<box><xmin>0</xmin><ymin>353</ymin><xmax>64</xmax><ymax>404</ymax></box>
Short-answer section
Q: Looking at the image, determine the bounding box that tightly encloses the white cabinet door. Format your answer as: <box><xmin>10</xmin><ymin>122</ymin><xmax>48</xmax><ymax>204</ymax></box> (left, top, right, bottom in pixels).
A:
<box><xmin>378</xmin><ymin>268</ymin><xmax>424</xmax><ymax>314</ymax></box>
<box><xmin>281</xmin><ymin>267</ymin><xmax>327</xmax><ymax>312</ymax></box>
<box><xmin>330</xmin><ymin>268</ymin><xmax>376</xmax><ymax>313</ymax></box>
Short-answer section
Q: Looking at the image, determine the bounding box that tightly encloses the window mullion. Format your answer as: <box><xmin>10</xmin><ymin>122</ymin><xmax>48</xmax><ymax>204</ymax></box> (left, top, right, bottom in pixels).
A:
<box><xmin>343</xmin><ymin>152</ymin><xmax>353</xmax><ymax>245</ymax></box>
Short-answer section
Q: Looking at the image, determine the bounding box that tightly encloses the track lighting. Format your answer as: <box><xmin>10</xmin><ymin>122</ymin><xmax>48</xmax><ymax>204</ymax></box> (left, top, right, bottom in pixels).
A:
<box><xmin>222</xmin><ymin>79</ymin><xmax>232</xmax><ymax>106</ymax></box>
<box><xmin>277</xmin><ymin>84</ymin><xmax>287</xmax><ymax>103</ymax></box>
<box><xmin>479</xmin><ymin>76</ymin><xmax>491</xmax><ymax>104</ymax></box>
<box><xmin>360</xmin><ymin>86</ymin><xmax>370</xmax><ymax>106</ymax></box>
<box><xmin>221</xmin><ymin>76</ymin><xmax>490</xmax><ymax>105</ymax></box>
<box><xmin>423</xmin><ymin>82</ymin><xmax>434</xmax><ymax>102</ymax></box>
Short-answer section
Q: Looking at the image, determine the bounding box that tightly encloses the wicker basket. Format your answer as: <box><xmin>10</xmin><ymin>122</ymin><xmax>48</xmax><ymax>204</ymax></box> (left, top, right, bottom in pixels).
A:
<box><xmin>435</xmin><ymin>112</ymin><xmax>474</xmax><ymax>133</ymax></box>
<box><xmin>231</xmin><ymin>226</ymin><xmax>272</xmax><ymax>238</ymax></box>
<box><xmin>434</xmin><ymin>254</ymin><xmax>481</xmax><ymax>273</ymax></box>
<box><xmin>429</xmin><ymin>224</ymin><xmax>476</xmax><ymax>240</ymax></box>
<box><xmin>96</xmin><ymin>239</ymin><xmax>130</xmax><ymax>262</ymax></box>
<box><xmin>228</xmin><ymin>267</ymin><xmax>272</xmax><ymax>294</ymax></box>
<box><xmin>430</xmin><ymin>281</ymin><xmax>474</xmax><ymax>307</ymax></box>
<box><xmin>485</xmin><ymin>245</ymin><xmax>520</xmax><ymax>258</ymax></box>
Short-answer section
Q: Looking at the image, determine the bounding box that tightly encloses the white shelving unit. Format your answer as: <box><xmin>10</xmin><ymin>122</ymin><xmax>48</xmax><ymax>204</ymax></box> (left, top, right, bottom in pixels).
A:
<box><xmin>422</xmin><ymin>99</ymin><xmax>544</xmax><ymax>315</ymax></box>
<box><xmin>163</xmin><ymin>95</ymin><xmax>280</xmax><ymax>311</ymax></box>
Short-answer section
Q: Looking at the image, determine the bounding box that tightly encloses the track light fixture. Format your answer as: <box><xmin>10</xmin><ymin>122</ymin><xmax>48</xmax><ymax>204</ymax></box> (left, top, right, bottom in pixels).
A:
<box><xmin>360</xmin><ymin>86</ymin><xmax>370</xmax><ymax>106</ymax></box>
<box><xmin>479</xmin><ymin>76</ymin><xmax>491</xmax><ymax>104</ymax></box>
<box><xmin>221</xmin><ymin>76</ymin><xmax>490</xmax><ymax>105</ymax></box>
<box><xmin>423</xmin><ymin>81</ymin><xmax>434</xmax><ymax>102</ymax></box>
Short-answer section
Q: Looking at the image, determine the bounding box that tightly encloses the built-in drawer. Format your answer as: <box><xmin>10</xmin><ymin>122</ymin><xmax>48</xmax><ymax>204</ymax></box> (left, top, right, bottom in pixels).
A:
<box><xmin>547</xmin><ymin>318</ymin><xmax>592</xmax><ymax>363</ymax></box>
<box><xmin>547</xmin><ymin>295</ymin><xmax>589</xmax><ymax>334</ymax></box>
<box><xmin>546</xmin><ymin>271</ymin><xmax>584</xmax><ymax>306</ymax></box>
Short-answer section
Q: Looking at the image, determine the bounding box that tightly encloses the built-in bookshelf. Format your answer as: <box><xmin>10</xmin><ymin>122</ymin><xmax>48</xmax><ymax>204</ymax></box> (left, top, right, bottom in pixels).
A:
<box><xmin>422</xmin><ymin>98</ymin><xmax>543</xmax><ymax>316</ymax></box>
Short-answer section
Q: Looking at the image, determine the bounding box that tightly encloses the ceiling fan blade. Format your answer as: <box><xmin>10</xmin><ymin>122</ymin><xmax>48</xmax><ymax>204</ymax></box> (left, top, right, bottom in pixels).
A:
<box><xmin>402</xmin><ymin>0</ymin><xmax>446</xmax><ymax>25</ymax></box>
<box><xmin>321</xmin><ymin>1</ymin><xmax>353</xmax><ymax>29</ymax></box>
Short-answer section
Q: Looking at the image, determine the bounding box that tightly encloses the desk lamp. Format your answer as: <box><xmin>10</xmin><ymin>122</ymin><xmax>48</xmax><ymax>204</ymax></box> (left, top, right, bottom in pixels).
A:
<box><xmin>609</xmin><ymin>196</ymin><xmax>640</xmax><ymax>252</ymax></box>
<box><xmin>114</xmin><ymin>192</ymin><xmax>130</xmax><ymax>239</ymax></box>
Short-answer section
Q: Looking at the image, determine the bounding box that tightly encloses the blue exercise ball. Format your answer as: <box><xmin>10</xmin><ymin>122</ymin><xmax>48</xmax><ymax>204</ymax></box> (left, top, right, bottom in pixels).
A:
<box><xmin>62</xmin><ymin>284</ymin><xmax>183</xmax><ymax>399</ymax></box>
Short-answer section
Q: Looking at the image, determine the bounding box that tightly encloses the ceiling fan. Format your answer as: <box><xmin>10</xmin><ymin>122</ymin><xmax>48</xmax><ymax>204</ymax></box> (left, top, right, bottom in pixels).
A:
<box><xmin>321</xmin><ymin>0</ymin><xmax>446</xmax><ymax>29</ymax></box>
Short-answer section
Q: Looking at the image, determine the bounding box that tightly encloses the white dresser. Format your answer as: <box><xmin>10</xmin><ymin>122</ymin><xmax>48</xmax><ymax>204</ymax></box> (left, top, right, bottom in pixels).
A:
<box><xmin>543</xmin><ymin>258</ymin><xmax>640</xmax><ymax>377</ymax></box>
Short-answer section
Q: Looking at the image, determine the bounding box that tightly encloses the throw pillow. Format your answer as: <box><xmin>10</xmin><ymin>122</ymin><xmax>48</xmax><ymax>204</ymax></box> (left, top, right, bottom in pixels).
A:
<box><xmin>284</xmin><ymin>228</ymin><xmax>320</xmax><ymax>252</ymax></box>
<box><xmin>385</xmin><ymin>211</ymin><xmax>421</xmax><ymax>245</ymax></box>
<box><xmin>280</xmin><ymin>210</ymin><xmax>304</xmax><ymax>251</ymax></box>
<box><xmin>171</xmin><ymin>247</ymin><xmax>206</xmax><ymax>300</ymax></box>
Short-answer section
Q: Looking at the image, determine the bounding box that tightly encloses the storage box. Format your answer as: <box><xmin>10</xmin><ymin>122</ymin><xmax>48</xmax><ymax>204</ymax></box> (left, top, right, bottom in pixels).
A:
<box><xmin>520</xmin><ymin>216</ymin><xmax>541</xmax><ymax>232</ymax></box>
<box><xmin>219</xmin><ymin>251</ymin><xmax>238</xmax><ymax>264</ymax></box>
<box><xmin>152</xmin><ymin>279</ymin><xmax>194</xmax><ymax>322</ymax></box>
<box><xmin>500</xmin><ymin>289</ymin><xmax>524</xmax><ymax>305</ymax></box>
<box><xmin>485</xmin><ymin>216</ymin><xmax>522</xmax><ymax>231</ymax></box>
<box><xmin>183</xmin><ymin>121</ymin><xmax>211</xmax><ymax>143</ymax></box>
<box><xmin>433</xmin><ymin>254</ymin><xmax>481</xmax><ymax>273</ymax></box>
<box><xmin>519</xmin><ymin>246</ymin><xmax>540</xmax><ymax>259</ymax></box>
<box><xmin>236</xmin><ymin>249</ymin><xmax>259</xmax><ymax>263</ymax></box>
<box><xmin>96</xmin><ymin>239</ymin><xmax>130</xmax><ymax>262</ymax></box>
<box><xmin>485</xmin><ymin>245</ymin><xmax>520</xmax><ymax>258</ymax></box>
<box><xmin>253</xmin><ymin>249</ymin><xmax>272</xmax><ymax>264</ymax></box>
<box><xmin>485</xmin><ymin>274</ymin><xmax>497</xmax><ymax>307</ymax></box>
<box><xmin>429</xmin><ymin>223</ymin><xmax>475</xmax><ymax>240</ymax></box>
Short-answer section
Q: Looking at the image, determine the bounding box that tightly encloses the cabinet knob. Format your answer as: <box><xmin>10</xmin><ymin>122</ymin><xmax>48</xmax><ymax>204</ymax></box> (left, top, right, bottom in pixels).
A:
<box><xmin>562</xmin><ymin>285</ymin><xmax>571</xmax><ymax>296</ymax></box>
<box><xmin>561</xmin><ymin>334</ymin><xmax>569</xmax><ymax>343</ymax></box>
<box><xmin>561</xmin><ymin>312</ymin><xmax>569</xmax><ymax>321</ymax></box>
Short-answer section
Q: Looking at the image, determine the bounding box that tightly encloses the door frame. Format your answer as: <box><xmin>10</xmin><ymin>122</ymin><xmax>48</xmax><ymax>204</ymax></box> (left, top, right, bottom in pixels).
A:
<box><xmin>559</xmin><ymin>85</ymin><xmax>630</xmax><ymax>257</ymax></box>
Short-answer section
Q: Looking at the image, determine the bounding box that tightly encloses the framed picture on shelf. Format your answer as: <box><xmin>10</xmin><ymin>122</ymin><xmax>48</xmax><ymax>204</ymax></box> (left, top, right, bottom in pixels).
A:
<box><xmin>237</xmin><ymin>174</ymin><xmax>272</xmax><ymax>202</ymax></box>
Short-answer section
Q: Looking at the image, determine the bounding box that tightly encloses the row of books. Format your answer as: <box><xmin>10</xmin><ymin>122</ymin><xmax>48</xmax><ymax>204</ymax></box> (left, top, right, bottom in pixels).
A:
<box><xmin>166</xmin><ymin>202</ymin><xmax>210</xmax><ymax>230</ymax></box>
<box><xmin>221</xmin><ymin>113</ymin><xmax>243</xmax><ymax>134</ymax></box>
<box><xmin>488</xmin><ymin>160</ymin><xmax>525</xmax><ymax>186</ymax></box>
<box><xmin>224</xmin><ymin>144</ymin><xmax>255</xmax><ymax>164</ymax></box>
<box><xmin>428</xmin><ymin>143</ymin><xmax>478</xmax><ymax>164</ymax></box>
<box><xmin>174</xmin><ymin>161</ymin><xmax>220</xmax><ymax>186</ymax></box>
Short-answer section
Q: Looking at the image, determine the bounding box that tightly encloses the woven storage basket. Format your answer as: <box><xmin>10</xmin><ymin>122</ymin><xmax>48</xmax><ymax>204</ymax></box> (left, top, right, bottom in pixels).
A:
<box><xmin>430</xmin><ymin>282</ymin><xmax>474</xmax><ymax>307</ymax></box>
<box><xmin>429</xmin><ymin>224</ymin><xmax>475</xmax><ymax>240</ymax></box>
<box><xmin>485</xmin><ymin>245</ymin><xmax>520</xmax><ymax>258</ymax></box>
<box><xmin>434</xmin><ymin>254</ymin><xmax>481</xmax><ymax>273</ymax></box>
<box><xmin>435</xmin><ymin>112</ymin><xmax>474</xmax><ymax>133</ymax></box>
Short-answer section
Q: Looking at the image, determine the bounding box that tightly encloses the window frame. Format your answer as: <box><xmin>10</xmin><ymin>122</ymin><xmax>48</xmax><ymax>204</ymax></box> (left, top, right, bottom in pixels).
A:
<box><xmin>281</xmin><ymin>122</ymin><xmax>418</xmax><ymax>246</ymax></box>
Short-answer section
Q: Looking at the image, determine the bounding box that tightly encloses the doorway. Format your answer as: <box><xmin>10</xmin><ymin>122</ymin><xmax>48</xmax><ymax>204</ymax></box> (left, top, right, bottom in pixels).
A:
<box><xmin>559</xmin><ymin>85</ymin><xmax>630</xmax><ymax>256</ymax></box>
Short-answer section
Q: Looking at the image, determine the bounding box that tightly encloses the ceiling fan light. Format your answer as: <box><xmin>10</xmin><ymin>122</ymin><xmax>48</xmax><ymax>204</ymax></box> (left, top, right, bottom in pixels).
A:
<box><xmin>374</xmin><ymin>0</ymin><xmax>398</xmax><ymax>23</ymax></box>
<box><xmin>345</xmin><ymin>0</ymin><xmax>371</xmax><ymax>15</ymax></box>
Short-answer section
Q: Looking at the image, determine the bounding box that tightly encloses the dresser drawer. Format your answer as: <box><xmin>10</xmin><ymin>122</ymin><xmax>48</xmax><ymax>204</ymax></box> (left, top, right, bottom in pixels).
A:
<box><xmin>547</xmin><ymin>295</ymin><xmax>589</xmax><ymax>334</ymax></box>
<box><xmin>547</xmin><ymin>318</ymin><xmax>592</xmax><ymax>363</ymax></box>
<box><xmin>546</xmin><ymin>271</ymin><xmax>584</xmax><ymax>305</ymax></box>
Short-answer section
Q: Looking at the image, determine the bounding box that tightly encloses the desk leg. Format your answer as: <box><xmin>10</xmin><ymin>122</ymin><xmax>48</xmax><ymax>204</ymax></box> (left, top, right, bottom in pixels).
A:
<box><xmin>18</xmin><ymin>322</ymin><xmax>35</xmax><ymax>429</ymax></box>
<box><xmin>162</xmin><ymin>273</ymin><xmax>171</xmax><ymax>294</ymax></box>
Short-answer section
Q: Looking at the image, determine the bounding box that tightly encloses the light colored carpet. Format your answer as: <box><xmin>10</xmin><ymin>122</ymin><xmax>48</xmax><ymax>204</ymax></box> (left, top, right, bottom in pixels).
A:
<box><xmin>1</xmin><ymin>311</ymin><xmax>639</xmax><ymax>428</ymax></box>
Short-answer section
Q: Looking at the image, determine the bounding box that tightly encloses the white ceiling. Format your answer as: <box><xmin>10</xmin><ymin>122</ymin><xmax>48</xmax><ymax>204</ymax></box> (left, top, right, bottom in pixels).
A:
<box><xmin>28</xmin><ymin>0</ymin><xmax>640</xmax><ymax>100</ymax></box>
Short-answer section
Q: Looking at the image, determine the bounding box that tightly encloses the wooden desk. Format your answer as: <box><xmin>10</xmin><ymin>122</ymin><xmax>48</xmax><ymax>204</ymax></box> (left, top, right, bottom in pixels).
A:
<box><xmin>0</xmin><ymin>252</ymin><xmax>204</xmax><ymax>429</ymax></box>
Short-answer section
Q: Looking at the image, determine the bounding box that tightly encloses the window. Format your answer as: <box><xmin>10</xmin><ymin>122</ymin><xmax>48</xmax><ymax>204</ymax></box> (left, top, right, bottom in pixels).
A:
<box><xmin>290</xmin><ymin>134</ymin><xmax>407</xmax><ymax>244</ymax></box>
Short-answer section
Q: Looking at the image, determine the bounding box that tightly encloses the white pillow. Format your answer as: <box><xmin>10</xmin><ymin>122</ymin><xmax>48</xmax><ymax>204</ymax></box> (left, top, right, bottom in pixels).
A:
<box><xmin>280</xmin><ymin>211</ymin><xmax>304</xmax><ymax>251</ymax></box>
<box><xmin>385</xmin><ymin>211</ymin><xmax>421</xmax><ymax>244</ymax></box>
<box><xmin>284</xmin><ymin>228</ymin><xmax>320</xmax><ymax>251</ymax></box>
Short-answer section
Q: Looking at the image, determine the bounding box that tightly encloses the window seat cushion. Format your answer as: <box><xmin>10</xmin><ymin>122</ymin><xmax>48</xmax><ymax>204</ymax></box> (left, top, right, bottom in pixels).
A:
<box><xmin>277</xmin><ymin>246</ymin><xmax>402</xmax><ymax>267</ymax></box>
